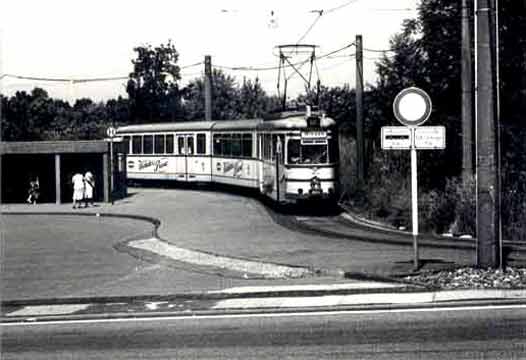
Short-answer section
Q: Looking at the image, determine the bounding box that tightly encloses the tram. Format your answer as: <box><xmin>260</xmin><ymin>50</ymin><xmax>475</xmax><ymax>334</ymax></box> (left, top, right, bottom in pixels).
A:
<box><xmin>115</xmin><ymin>107</ymin><xmax>339</xmax><ymax>203</ymax></box>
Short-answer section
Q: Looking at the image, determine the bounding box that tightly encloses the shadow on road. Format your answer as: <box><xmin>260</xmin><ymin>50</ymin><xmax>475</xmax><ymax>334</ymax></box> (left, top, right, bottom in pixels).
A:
<box><xmin>127</xmin><ymin>179</ymin><xmax>342</xmax><ymax>217</ymax></box>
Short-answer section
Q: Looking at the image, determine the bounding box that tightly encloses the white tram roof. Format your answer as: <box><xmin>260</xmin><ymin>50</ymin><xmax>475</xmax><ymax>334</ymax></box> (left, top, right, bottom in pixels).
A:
<box><xmin>115</xmin><ymin>113</ymin><xmax>336</xmax><ymax>134</ymax></box>
<box><xmin>116</xmin><ymin>121</ymin><xmax>216</xmax><ymax>134</ymax></box>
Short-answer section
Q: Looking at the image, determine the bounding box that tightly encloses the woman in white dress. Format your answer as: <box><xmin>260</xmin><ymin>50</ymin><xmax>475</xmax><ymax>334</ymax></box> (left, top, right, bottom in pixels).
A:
<box><xmin>83</xmin><ymin>171</ymin><xmax>95</xmax><ymax>207</ymax></box>
<box><xmin>72</xmin><ymin>172</ymin><xmax>85</xmax><ymax>209</ymax></box>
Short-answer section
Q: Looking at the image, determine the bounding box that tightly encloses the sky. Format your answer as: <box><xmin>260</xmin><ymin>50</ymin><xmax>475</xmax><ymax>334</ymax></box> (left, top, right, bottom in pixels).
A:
<box><xmin>0</xmin><ymin>0</ymin><xmax>419</xmax><ymax>103</ymax></box>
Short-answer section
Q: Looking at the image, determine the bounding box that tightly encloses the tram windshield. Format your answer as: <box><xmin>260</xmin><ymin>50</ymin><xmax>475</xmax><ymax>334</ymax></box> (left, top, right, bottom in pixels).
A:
<box><xmin>287</xmin><ymin>139</ymin><xmax>328</xmax><ymax>164</ymax></box>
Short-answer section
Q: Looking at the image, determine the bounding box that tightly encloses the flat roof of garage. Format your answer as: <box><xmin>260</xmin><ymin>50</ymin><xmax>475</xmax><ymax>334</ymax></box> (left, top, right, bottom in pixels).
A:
<box><xmin>0</xmin><ymin>141</ymin><xmax>109</xmax><ymax>155</ymax></box>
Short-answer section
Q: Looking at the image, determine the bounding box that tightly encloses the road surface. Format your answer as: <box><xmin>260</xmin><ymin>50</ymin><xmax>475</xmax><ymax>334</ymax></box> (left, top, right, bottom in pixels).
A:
<box><xmin>2</xmin><ymin>304</ymin><xmax>525</xmax><ymax>359</ymax></box>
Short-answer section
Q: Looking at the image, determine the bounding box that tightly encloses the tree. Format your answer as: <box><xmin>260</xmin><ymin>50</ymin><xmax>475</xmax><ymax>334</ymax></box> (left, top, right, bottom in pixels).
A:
<box><xmin>1</xmin><ymin>88</ymin><xmax>57</xmax><ymax>141</ymax></box>
<box><xmin>105</xmin><ymin>96</ymin><xmax>130</xmax><ymax>126</ymax></box>
<box><xmin>183</xmin><ymin>69</ymin><xmax>241</xmax><ymax>121</ymax></box>
<box><xmin>238</xmin><ymin>77</ymin><xmax>271</xmax><ymax>118</ymax></box>
<box><xmin>126</xmin><ymin>40</ymin><xmax>182</xmax><ymax>123</ymax></box>
<box><xmin>372</xmin><ymin>0</ymin><xmax>464</xmax><ymax>189</ymax></box>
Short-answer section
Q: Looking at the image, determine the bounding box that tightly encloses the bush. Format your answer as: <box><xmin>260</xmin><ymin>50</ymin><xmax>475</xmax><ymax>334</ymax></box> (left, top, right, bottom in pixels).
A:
<box><xmin>420</xmin><ymin>177</ymin><xmax>475</xmax><ymax>235</ymax></box>
<box><xmin>502</xmin><ymin>188</ymin><xmax>526</xmax><ymax>241</ymax></box>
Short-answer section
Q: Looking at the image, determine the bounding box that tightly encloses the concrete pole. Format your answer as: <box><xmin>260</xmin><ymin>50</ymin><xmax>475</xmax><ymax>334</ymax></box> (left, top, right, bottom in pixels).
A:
<box><xmin>355</xmin><ymin>34</ymin><xmax>365</xmax><ymax>181</ymax></box>
<box><xmin>461</xmin><ymin>0</ymin><xmax>474</xmax><ymax>184</ymax></box>
<box><xmin>204</xmin><ymin>55</ymin><xmax>213</xmax><ymax>121</ymax></box>
<box><xmin>475</xmin><ymin>0</ymin><xmax>500</xmax><ymax>268</ymax></box>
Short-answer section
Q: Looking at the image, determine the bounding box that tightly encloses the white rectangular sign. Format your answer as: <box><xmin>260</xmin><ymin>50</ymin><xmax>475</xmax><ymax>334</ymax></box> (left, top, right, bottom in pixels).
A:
<box><xmin>381</xmin><ymin>126</ymin><xmax>411</xmax><ymax>150</ymax></box>
<box><xmin>414</xmin><ymin>126</ymin><xmax>446</xmax><ymax>149</ymax></box>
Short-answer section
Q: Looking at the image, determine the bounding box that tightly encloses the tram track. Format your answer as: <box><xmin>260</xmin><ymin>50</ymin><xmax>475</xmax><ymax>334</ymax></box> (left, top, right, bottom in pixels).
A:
<box><xmin>262</xmin><ymin>201</ymin><xmax>526</xmax><ymax>265</ymax></box>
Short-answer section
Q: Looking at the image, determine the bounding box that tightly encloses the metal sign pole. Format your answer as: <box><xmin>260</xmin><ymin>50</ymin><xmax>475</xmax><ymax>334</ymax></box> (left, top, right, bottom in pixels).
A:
<box><xmin>110</xmin><ymin>137</ymin><xmax>114</xmax><ymax>205</ymax></box>
<box><xmin>410</xmin><ymin>128</ymin><xmax>419</xmax><ymax>270</ymax></box>
<box><xmin>107</xmin><ymin>126</ymin><xmax>116</xmax><ymax>205</ymax></box>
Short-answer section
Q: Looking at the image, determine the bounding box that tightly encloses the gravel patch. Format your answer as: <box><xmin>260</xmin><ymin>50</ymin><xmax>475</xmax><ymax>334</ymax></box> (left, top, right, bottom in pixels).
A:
<box><xmin>404</xmin><ymin>267</ymin><xmax>526</xmax><ymax>290</ymax></box>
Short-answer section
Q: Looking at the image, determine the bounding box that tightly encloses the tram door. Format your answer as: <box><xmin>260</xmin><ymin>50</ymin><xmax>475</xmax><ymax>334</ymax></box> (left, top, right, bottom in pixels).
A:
<box><xmin>176</xmin><ymin>134</ymin><xmax>194</xmax><ymax>181</ymax></box>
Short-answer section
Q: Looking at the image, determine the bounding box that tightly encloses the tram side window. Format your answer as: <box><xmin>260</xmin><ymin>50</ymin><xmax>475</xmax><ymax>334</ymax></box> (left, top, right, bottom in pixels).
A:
<box><xmin>187</xmin><ymin>136</ymin><xmax>194</xmax><ymax>155</ymax></box>
<box><xmin>272</xmin><ymin>135</ymin><xmax>284</xmax><ymax>162</ymax></box>
<box><xmin>232</xmin><ymin>134</ymin><xmax>242</xmax><ymax>157</ymax></box>
<box><xmin>242</xmin><ymin>134</ymin><xmax>252</xmax><ymax>157</ymax></box>
<box><xmin>122</xmin><ymin>136</ymin><xmax>130</xmax><ymax>154</ymax></box>
<box><xmin>213</xmin><ymin>134</ymin><xmax>221</xmax><ymax>155</ymax></box>
<box><xmin>132</xmin><ymin>136</ymin><xmax>142</xmax><ymax>154</ymax></box>
<box><xmin>154</xmin><ymin>134</ymin><xmax>165</xmax><ymax>154</ymax></box>
<box><xmin>166</xmin><ymin>134</ymin><xmax>174</xmax><ymax>154</ymax></box>
<box><xmin>178</xmin><ymin>137</ymin><xmax>185</xmax><ymax>155</ymax></box>
<box><xmin>222</xmin><ymin>134</ymin><xmax>232</xmax><ymax>157</ymax></box>
<box><xmin>263</xmin><ymin>134</ymin><xmax>272</xmax><ymax>160</ymax></box>
<box><xmin>196</xmin><ymin>134</ymin><xmax>206</xmax><ymax>155</ymax></box>
<box><xmin>143</xmin><ymin>135</ymin><xmax>153</xmax><ymax>154</ymax></box>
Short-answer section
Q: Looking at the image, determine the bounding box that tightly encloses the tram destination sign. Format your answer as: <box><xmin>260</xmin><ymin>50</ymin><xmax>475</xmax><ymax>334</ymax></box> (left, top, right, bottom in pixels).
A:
<box><xmin>301</xmin><ymin>130</ymin><xmax>328</xmax><ymax>145</ymax></box>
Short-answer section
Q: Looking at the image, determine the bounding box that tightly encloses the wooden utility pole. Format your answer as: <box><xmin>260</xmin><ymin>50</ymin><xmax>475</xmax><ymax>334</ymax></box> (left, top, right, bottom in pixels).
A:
<box><xmin>204</xmin><ymin>55</ymin><xmax>213</xmax><ymax>121</ymax></box>
<box><xmin>461</xmin><ymin>0</ymin><xmax>474</xmax><ymax>184</ymax></box>
<box><xmin>355</xmin><ymin>34</ymin><xmax>365</xmax><ymax>181</ymax></box>
<box><xmin>475</xmin><ymin>0</ymin><xmax>500</xmax><ymax>267</ymax></box>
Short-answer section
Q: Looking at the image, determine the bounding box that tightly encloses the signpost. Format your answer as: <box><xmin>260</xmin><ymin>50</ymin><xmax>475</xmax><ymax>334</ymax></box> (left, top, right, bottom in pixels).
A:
<box><xmin>383</xmin><ymin>87</ymin><xmax>442</xmax><ymax>270</ymax></box>
<box><xmin>414</xmin><ymin>126</ymin><xmax>446</xmax><ymax>149</ymax></box>
<box><xmin>106</xmin><ymin>126</ymin><xmax>116</xmax><ymax>205</ymax></box>
<box><xmin>381</xmin><ymin>127</ymin><xmax>411</xmax><ymax>149</ymax></box>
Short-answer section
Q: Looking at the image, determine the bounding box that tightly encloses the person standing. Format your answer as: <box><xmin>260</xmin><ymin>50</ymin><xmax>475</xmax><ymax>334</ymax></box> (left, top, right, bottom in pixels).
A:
<box><xmin>72</xmin><ymin>172</ymin><xmax>85</xmax><ymax>209</ymax></box>
<box><xmin>27</xmin><ymin>177</ymin><xmax>40</xmax><ymax>204</ymax></box>
<box><xmin>83</xmin><ymin>171</ymin><xmax>95</xmax><ymax>207</ymax></box>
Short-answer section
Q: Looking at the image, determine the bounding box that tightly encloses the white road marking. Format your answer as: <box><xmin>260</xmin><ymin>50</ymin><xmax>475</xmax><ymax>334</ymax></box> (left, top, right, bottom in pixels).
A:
<box><xmin>145</xmin><ymin>302</ymin><xmax>168</xmax><ymax>310</ymax></box>
<box><xmin>3</xmin><ymin>304</ymin><xmax>526</xmax><ymax>327</ymax></box>
<box><xmin>208</xmin><ymin>282</ymin><xmax>406</xmax><ymax>294</ymax></box>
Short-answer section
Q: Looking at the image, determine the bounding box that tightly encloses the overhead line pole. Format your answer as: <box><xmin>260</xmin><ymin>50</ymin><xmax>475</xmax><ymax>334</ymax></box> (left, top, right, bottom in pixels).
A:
<box><xmin>355</xmin><ymin>34</ymin><xmax>365</xmax><ymax>181</ymax></box>
<box><xmin>475</xmin><ymin>0</ymin><xmax>500</xmax><ymax>268</ymax></box>
<box><xmin>204</xmin><ymin>55</ymin><xmax>213</xmax><ymax>121</ymax></box>
<box><xmin>461</xmin><ymin>0</ymin><xmax>474</xmax><ymax>185</ymax></box>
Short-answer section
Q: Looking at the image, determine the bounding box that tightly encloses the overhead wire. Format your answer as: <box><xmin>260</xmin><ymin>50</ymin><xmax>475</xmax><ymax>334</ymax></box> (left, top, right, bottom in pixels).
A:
<box><xmin>296</xmin><ymin>11</ymin><xmax>323</xmax><ymax>44</ymax></box>
<box><xmin>0</xmin><ymin>61</ymin><xmax>204</xmax><ymax>84</ymax></box>
<box><xmin>296</xmin><ymin>0</ymin><xmax>361</xmax><ymax>44</ymax></box>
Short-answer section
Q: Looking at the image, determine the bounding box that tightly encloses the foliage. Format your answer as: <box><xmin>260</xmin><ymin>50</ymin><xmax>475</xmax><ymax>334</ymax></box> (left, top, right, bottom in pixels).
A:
<box><xmin>183</xmin><ymin>69</ymin><xmax>240</xmax><ymax>121</ymax></box>
<box><xmin>373</xmin><ymin>0</ymin><xmax>463</xmax><ymax>189</ymax></box>
<box><xmin>420</xmin><ymin>177</ymin><xmax>476</xmax><ymax>235</ymax></box>
<box><xmin>1</xmin><ymin>88</ymin><xmax>126</xmax><ymax>141</ymax></box>
<box><xmin>126</xmin><ymin>40</ymin><xmax>182</xmax><ymax>122</ymax></box>
<box><xmin>183</xmin><ymin>70</ymin><xmax>276</xmax><ymax>120</ymax></box>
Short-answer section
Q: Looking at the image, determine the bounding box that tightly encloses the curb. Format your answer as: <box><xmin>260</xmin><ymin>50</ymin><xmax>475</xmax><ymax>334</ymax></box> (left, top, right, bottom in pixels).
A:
<box><xmin>3</xmin><ymin>286</ymin><xmax>526</xmax><ymax>308</ymax></box>
<box><xmin>3</xmin><ymin>289</ymin><xmax>526</xmax><ymax>323</ymax></box>
<box><xmin>338</xmin><ymin>204</ymin><xmax>526</xmax><ymax>256</ymax></box>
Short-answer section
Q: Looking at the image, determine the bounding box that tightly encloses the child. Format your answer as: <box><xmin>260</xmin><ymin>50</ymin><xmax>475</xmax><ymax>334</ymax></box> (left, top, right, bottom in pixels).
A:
<box><xmin>27</xmin><ymin>178</ymin><xmax>40</xmax><ymax>204</ymax></box>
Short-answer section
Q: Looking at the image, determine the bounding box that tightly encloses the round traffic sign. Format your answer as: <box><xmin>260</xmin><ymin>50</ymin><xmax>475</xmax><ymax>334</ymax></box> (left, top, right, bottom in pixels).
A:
<box><xmin>106</xmin><ymin>126</ymin><xmax>116</xmax><ymax>138</ymax></box>
<box><xmin>393</xmin><ymin>87</ymin><xmax>432</xmax><ymax>127</ymax></box>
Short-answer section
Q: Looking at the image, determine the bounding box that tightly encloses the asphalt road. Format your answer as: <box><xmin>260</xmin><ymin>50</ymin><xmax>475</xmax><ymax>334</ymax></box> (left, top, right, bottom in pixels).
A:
<box><xmin>1</xmin><ymin>187</ymin><xmax>474</xmax><ymax>301</ymax></box>
<box><xmin>1</xmin><ymin>214</ymin><xmax>250</xmax><ymax>300</ymax></box>
<box><xmin>2</xmin><ymin>305</ymin><xmax>525</xmax><ymax>359</ymax></box>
